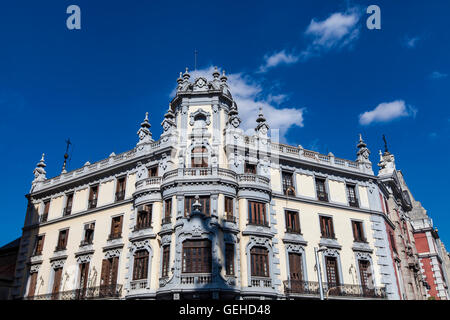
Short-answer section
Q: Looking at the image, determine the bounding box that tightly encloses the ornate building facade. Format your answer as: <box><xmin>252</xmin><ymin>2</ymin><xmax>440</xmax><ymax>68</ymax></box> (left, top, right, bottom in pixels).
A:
<box><xmin>12</xmin><ymin>68</ymin><xmax>432</xmax><ymax>300</ymax></box>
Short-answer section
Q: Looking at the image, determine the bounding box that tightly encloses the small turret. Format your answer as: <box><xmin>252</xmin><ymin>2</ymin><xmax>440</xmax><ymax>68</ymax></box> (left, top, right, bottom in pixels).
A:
<box><xmin>137</xmin><ymin>112</ymin><xmax>153</xmax><ymax>145</ymax></box>
<box><xmin>356</xmin><ymin>134</ymin><xmax>373</xmax><ymax>174</ymax></box>
<box><xmin>255</xmin><ymin>106</ymin><xmax>269</xmax><ymax>136</ymax></box>
<box><xmin>378</xmin><ymin>134</ymin><xmax>396</xmax><ymax>176</ymax></box>
<box><xmin>31</xmin><ymin>153</ymin><xmax>47</xmax><ymax>191</ymax></box>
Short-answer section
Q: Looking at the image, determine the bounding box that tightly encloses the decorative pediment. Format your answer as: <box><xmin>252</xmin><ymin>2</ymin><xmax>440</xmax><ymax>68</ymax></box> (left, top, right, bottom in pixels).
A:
<box><xmin>189</xmin><ymin>108</ymin><xmax>211</xmax><ymax>127</ymax></box>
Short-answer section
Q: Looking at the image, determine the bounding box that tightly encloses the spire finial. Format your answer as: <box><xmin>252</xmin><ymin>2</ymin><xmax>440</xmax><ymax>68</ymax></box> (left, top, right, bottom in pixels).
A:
<box><xmin>256</xmin><ymin>106</ymin><xmax>266</xmax><ymax>123</ymax></box>
<box><xmin>183</xmin><ymin>67</ymin><xmax>190</xmax><ymax>81</ymax></box>
<box><xmin>382</xmin><ymin>134</ymin><xmax>389</xmax><ymax>154</ymax></box>
<box><xmin>220</xmin><ymin>70</ymin><xmax>228</xmax><ymax>82</ymax></box>
<box><xmin>213</xmin><ymin>66</ymin><xmax>220</xmax><ymax>79</ymax></box>
<box><xmin>32</xmin><ymin>153</ymin><xmax>47</xmax><ymax>185</ymax></box>
<box><xmin>61</xmin><ymin>138</ymin><xmax>72</xmax><ymax>173</ymax></box>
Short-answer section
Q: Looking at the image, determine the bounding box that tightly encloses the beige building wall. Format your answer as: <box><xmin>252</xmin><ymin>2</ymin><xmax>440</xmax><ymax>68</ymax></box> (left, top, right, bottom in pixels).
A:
<box><xmin>296</xmin><ymin>173</ymin><xmax>315</xmax><ymax>198</ymax></box>
<box><xmin>328</xmin><ymin>180</ymin><xmax>347</xmax><ymax>204</ymax></box>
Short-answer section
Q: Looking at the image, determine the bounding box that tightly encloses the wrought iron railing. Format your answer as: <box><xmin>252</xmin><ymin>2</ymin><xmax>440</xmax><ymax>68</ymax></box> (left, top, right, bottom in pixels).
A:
<box><xmin>63</xmin><ymin>207</ymin><xmax>72</xmax><ymax>216</ymax></box>
<box><xmin>88</xmin><ymin>199</ymin><xmax>98</xmax><ymax>209</ymax></box>
<box><xmin>24</xmin><ymin>284</ymin><xmax>123</xmax><ymax>300</ymax></box>
<box><xmin>283</xmin><ymin>280</ymin><xmax>387</xmax><ymax>299</ymax></box>
<box><xmin>251</xmin><ymin>277</ymin><xmax>272</xmax><ymax>288</ymax></box>
<box><xmin>115</xmin><ymin>190</ymin><xmax>125</xmax><ymax>202</ymax></box>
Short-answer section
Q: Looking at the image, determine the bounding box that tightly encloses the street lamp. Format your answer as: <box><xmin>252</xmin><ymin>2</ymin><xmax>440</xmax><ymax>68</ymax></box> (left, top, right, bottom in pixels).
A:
<box><xmin>314</xmin><ymin>246</ymin><xmax>327</xmax><ymax>300</ymax></box>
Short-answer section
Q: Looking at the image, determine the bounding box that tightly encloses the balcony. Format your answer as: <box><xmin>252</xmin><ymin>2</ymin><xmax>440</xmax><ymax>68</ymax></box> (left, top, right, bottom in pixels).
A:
<box><xmin>134</xmin><ymin>221</ymin><xmax>152</xmax><ymax>232</ymax></box>
<box><xmin>251</xmin><ymin>277</ymin><xmax>272</xmax><ymax>288</ymax></box>
<box><xmin>180</xmin><ymin>273</ymin><xmax>212</xmax><ymax>285</ymax></box>
<box><xmin>224</xmin><ymin>216</ymin><xmax>236</xmax><ymax>223</ymax></box>
<box><xmin>63</xmin><ymin>207</ymin><xmax>72</xmax><ymax>216</ymax></box>
<box><xmin>115</xmin><ymin>190</ymin><xmax>125</xmax><ymax>202</ymax></box>
<box><xmin>24</xmin><ymin>284</ymin><xmax>123</xmax><ymax>300</ymax></box>
<box><xmin>39</xmin><ymin>213</ymin><xmax>48</xmax><ymax>223</ymax></box>
<box><xmin>349</xmin><ymin>199</ymin><xmax>359</xmax><ymax>208</ymax></box>
<box><xmin>161</xmin><ymin>217</ymin><xmax>171</xmax><ymax>225</ymax></box>
<box><xmin>283</xmin><ymin>280</ymin><xmax>387</xmax><ymax>299</ymax></box>
<box><xmin>108</xmin><ymin>232</ymin><xmax>122</xmax><ymax>240</ymax></box>
<box><xmin>88</xmin><ymin>199</ymin><xmax>97</xmax><ymax>209</ymax></box>
<box><xmin>80</xmin><ymin>239</ymin><xmax>93</xmax><ymax>247</ymax></box>
<box><xmin>248</xmin><ymin>220</ymin><xmax>270</xmax><ymax>228</ymax></box>
<box><xmin>54</xmin><ymin>245</ymin><xmax>67</xmax><ymax>252</ymax></box>
<box><xmin>317</xmin><ymin>191</ymin><xmax>328</xmax><ymax>202</ymax></box>
<box><xmin>129</xmin><ymin>279</ymin><xmax>148</xmax><ymax>291</ymax></box>
<box><xmin>286</xmin><ymin>227</ymin><xmax>302</xmax><ymax>234</ymax></box>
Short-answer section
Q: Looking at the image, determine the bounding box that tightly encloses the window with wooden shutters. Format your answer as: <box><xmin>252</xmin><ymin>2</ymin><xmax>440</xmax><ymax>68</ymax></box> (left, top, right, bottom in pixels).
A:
<box><xmin>191</xmin><ymin>146</ymin><xmax>208</xmax><ymax>168</ymax></box>
<box><xmin>325</xmin><ymin>256</ymin><xmax>339</xmax><ymax>286</ymax></box>
<box><xmin>352</xmin><ymin>221</ymin><xmax>366</xmax><ymax>242</ymax></box>
<box><xmin>285</xmin><ymin>210</ymin><xmax>301</xmax><ymax>234</ymax></box>
<box><xmin>41</xmin><ymin>200</ymin><xmax>50</xmax><ymax>222</ymax></box>
<box><xmin>88</xmin><ymin>185</ymin><xmax>98</xmax><ymax>209</ymax></box>
<box><xmin>115</xmin><ymin>177</ymin><xmax>126</xmax><ymax>202</ymax></box>
<box><xmin>319</xmin><ymin>216</ymin><xmax>335</xmax><ymax>239</ymax></box>
<box><xmin>244</xmin><ymin>162</ymin><xmax>256</xmax><ymax>174</ymax></box>
<box><xmin>161</xmin><ymin>246</ymin><xmax>170</xmax><ymax>277</ymax></box>
<box><xmin>163</xmin><ymin>199</ymin><xmax>172</xmax><ymax>224</ymax></box>
<box><xmin>184</xmin><ymin>196</ymin><xmax>210</xmax><ymax>216</ymax></box>
<box><xmin>315</xmin><ymin>178</ymin><xmax>328</xmax><ymax>202</ymax></box>
<box><xmin>225</xmin><ymin>244</ymin><xmax>235</xmax><ymax>276</ymax></box>
<box><xmin>248</xmin><ymin>201</ymin><xmax>268</xmax><ymax>226</ymax></box>
<box><xmin>52</xmin><ymin>268</ymin><xmax>63</xmax><ymax>298</ymax></box>
<box><xmin>136</xmin><ymin>205</ymin><xmax>152</xmax><ymax>230</ymax></box>
<box><xmin>358</xmin><ymin>260</ymin><xmax>372</xmax><ymax>288</ymax></box>
<box><xmin>82</xmin><ymin>223</ymin><xmax>95</xmax><ymax>245</ymax></box>
<box><xmin>288</xmin><ymin>252</ymin><xmax>303</xmax><ymax>281</ymax></box>
<box><xmin>346</xmin><ymin>184</ymin><xmax>359</xmax><ymax>207</ymax></box>
<box><xmin>132</xmin><ymin>250</ymin><xmax>149</xmax><ymax>280</ymax></box>
<box><xmin>78</xmin><ymin>262</ymin><xmax>90</xmax><ymax>298</ymax></box>
<box><xmin>109</xmin><ymin>216</ymin><xmax>123</xmax><ymax>239</ymax></box>
<box><xmin>282</xmin><ymin>171</ymin><xmax>295</xmax><ymax>196</ymax></box>
<box><xmin>389</xmin><ymin>232</ymin><xmax>397</xmax><ymax>254</ymax></box>
<box><xmin>100</xmin><ymin>257</ymin><xmax>119</xmax><ymax>296</ymax></box>
<box><xmin>64</xmin><ymin>193</ymin><xmax>73</xmax><ymax>216</ymax></box>
<box><xmin>148</xmin><ymin>166</ymin><xmax>158</xmax><ymax>177</ymax></box>
<box><xmin>27</xmin><ymin>272</ymin><xmax>38</xmax><ymax>298</ymax></box>
<box><xmin>224</xmin><ymin>197</ymin><xmax>234</xmax><ymax>222</ymax></box>
<box><xmin>55</xmin><ymin>229</ymin><xmax>69</xmax><ymax>251</ymax></box>
<box><xmin>182</xmin><ymin>240</ymin><xmax>211</xmax><ymax>273</ymax></box>
<box><xmin>33</xmin><ymin>235</ymin><xmax>45</xmax><ymax>256</ymax></box>
<box><xmin>250</xmin><ymin>247</ymin><xmax>269</xmax><ymax>277</ymax></box>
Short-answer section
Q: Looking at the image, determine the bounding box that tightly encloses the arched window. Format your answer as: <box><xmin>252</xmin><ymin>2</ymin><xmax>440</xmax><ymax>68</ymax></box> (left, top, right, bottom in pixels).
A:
<box><xmin>133</xmin><ymin>250</ymin><xmax>149</xmax><ymax>280</ymax></box>
<box><xmin>193</xmin><ymin>113</ymin><xmax>207</xmax><ymax>128</ymax></box>
<box><xmin>250</xmin><ymin>247</ymin><xmax>269</xmax><ymax>277</ymax></box>
<box><xmin>191</xmin><ymin>146</ymin><xmax>208</xmax><ymax>168</ymax></box>
<box><xmin>182</xmin><ymin>240</ymin><xmax>211</xmax><ymax>273</ymax></box>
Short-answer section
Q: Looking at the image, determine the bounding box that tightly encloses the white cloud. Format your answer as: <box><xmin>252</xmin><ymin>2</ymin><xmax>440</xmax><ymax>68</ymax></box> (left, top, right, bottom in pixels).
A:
<box><xmin>301</xmin><ymin>9</ymin><xmax>361</xmax><ymax>59</ymax></box>
<box><xmin>258</xmin><ymin>50</ymin><xmax>299</xmax><ymax>73</ymax></box>
<box><xmin>173</xmin><ymin>66</ymin><xmax>305</xmax><ymax>141</ymax></box>
<box><xmin>359</xmin><ymin>100</ymin><xmax>417</xmax><ymax>125</ymax></box>
<box><xmin>404</xmin><ymin>36</ymin><xmax>420</xmax><ymax>48</ymax></box>
<box><xmin>429</xmin><ymin>71</ymin><xmax>448</xmax><ymax>79</ymax></box>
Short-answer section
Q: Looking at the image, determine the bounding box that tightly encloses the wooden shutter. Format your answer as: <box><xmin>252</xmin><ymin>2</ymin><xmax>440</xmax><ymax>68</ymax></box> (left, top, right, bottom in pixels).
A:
<box><xmin>27</xmin><ymin>272</ymin><xmax>38</xmax><ymax>298</ymax></box>
<box><xmin>100</xmin><ymin>259</ymin><xmax>110</xmax><ymax>286</ymax></box>
<box><xmin>162</xmin><ymin>246</ymin><xmax>170</xmax><ymax>277</ymax></box>
<box><xmin>79</xmin><ymin>262</ymin><xmax>90</xmax><ymax>290</ymax></box>
<box><xmin>52</xmin><ymin>268</ymin><xmax>63</xmax><ymax>294</ymax></box>
<box><xmin>43</xmin><ymin>201</ymin><xmax>50</xmax><ymax>214</ymax></box>
<box><xmin>111</xmin><ymin>257</ymin><xmax>119</xmax><ymax>285</ymax></box>
<box><xmin>358</xmin><ymin>260</ymin><xmax>372</xmax><ymax>288</ymax></box>
<box><xmin>325</xmin><ymin>257</ymin><xmax>339</xmax><ymax>285</ymax></box>
<box><xmin>165</xmin><ymin>199</ymin><xmax>172</xmax><ymax>218</ymax></box>
<box><xmin>288</xmin><ymin>253</ymin><xmax>303</xmax><ymax>280</ymax></box>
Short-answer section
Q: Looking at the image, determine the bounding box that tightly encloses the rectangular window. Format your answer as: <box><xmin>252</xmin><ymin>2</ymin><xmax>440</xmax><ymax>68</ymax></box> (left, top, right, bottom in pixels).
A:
<box><xmin>248</xmin><ymin>201</ymin><xmax>268</xmax><ymax>226</ymax></box>
<box><xmin>56</xmin><ymin>229</ymin><xmax>69</xmax><ymax>251</ymax></box>
<box><xmin>320</xmin><ymin>216</ymin><xmax>335</xmax><ymax>239</ymax></box>
<box><xmin>325</xmin><ymin>256</ymin><xmax>340</xmax><ymax>286</ymax></box>
<box><xmin>346</xmin><ymin>184</ymin><xmax>359</xmax><ymax>207</ymax></box>
<box><xmin>250</xmin><ymin>247</ymin><xmax>269</xmax><ymax>277</ymax></box>
<box><xmin>162</xmin><ymin>246</ymin><xmax>170</xmax><ymax>278</ymax></box>
<box><xmin>184</xmin><ymin>196</ymin><xmax>210</xmax><ymax>216</ymax></box>
<box><xmin>148</xmin><ymin>166</ymin><xmax>158</xmax><ymax>177</ymax></box>
<box><xmin>282</xmin><ymin>171</ymin><xmax>295</xmax><ymax>196</ymax></box>
<box><xmin>135</xmin><ymin>205</ymin><xmax>152</xmax><ymax>230</ymax></box>
<box><xmin>224</xmin><ymin>197</ymin><xmax>234</xmax><ymax>222</ymax></box>
<box><xmin>358</xmin><ymin>260</ymin><xmax>372</xmax><ymax>288</ymax></box>
<box><xmin>225</xmin><ymin>244</ymin><xmax>235</xmax><ymax>276</ymax></box>
<box><xmin>33</xmin><ymin>235</ymin><xmax>45</xmax><ymax>256</ymax></box>
<box><xmin>115</xmin><ymin>177</ymin><xmax>126</xmax><ymax>202</ymax></box>
<box><xmin>64</xmin><ymin>193</ymin><xmax>73</xmax><ymax>216</ymax></box>
<box><xmin>82</xmin><ymin>222</ymin><xmax>95</xmax><ymax>245</ymax></box>
<box><xmin>288</xmin><ymin>252</ymin><xmax>303</xmax><ymax>281</ymax></box>
<box><xmin>132</xmin><ymin>250</ymin><xmax>149</xmax><ymax>280</ymax></box>
<box><xmin>244</xmin><ymin>162</ymin><xmax>256</xmax><ymax>174</ymax></box>
<box><xmin>352</xmin><ymin>221</ymin><xmax>366</xmax><ymax>242</ymax></box>
<box><xmin>100</xmin><ymin>257</ymin><xmax>119</xmax><ymax>288</ymax></box>
<box><xmin>285</xmin><ymin>210</ymin><xmax>301</xmax><ymax>234</ymax></box>
<box><xmin>52</xmin><ymin>268</ymin><xmax>63</xmax><ymax>299</ymax></box>
<box><xmin>88</xmin><ymin>185</ymin><xmax>98</xmax><ymax>209</ymax></box>
<box><xmin>182</xmin><ymin>240</ymin><xmax>211</xmax><ymax>273</ymax></box>
<box><xmin>109</xmin><ymin>216</ymin><xmax>123</xmax><ymax>239</ymax></box>
<box><xmin>27</xmin><ymin>272</ymin><xmax>38</xmax><ymax>298</ymax></box>
<box><xmin>78</xmin><ymin>262</ymin><xmax>90</xmax><ymax>295</ymax></box>
<box><xmin>315</xmin><ymin>178</ymin><xmax>328</xmax><ymax>202</ymax></box>
<box><xmin>191</xmin><ymin>147</ymin><xmax>208</xmax><ymax>168</ymax></box>
<box><xmin>163</xmin><ymin>199</ymin><xmax>172</xmax><ymax>224</ymax></box>
<box><xmin>41</xmin><ymin>200</ymin><xmax>50</xmax><ymax>222</ymax></box>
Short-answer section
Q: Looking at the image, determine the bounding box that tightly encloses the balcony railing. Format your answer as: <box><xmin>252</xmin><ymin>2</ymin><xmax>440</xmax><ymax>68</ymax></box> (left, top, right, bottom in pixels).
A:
<box><xmin>115</xmin><ymin>190</ymin><xmax>125</xmax><ymax>202</ymax></box>
<box><xmin>134</xmin><ymin>221</ymin><xmax>152</xmax><ymax>231</ymax></box>
<box><xmin>286</xmin><ymin>227</ymin><xmax>302</xmax><ymax>234</ymax></box>
<box><xmin>248</xmin><ymin>220</ymin><xmax>270</xmax><ymax>227</ymax></box>
<box><xmin>88</xmin><ymin>199</ymin><xmax>98</xmax><ymax>209</ymax></box>
<box><xmin>108</xmin><ymin>232</ymin><xmax>122</xmax><ymax>240</ymax></box>
<box><xmin>251</xmin><ymin>277</ymin><xmax>272</xmax><ymax>288</ymax></box>
<box><xmin>54</xmin><ymin>245</ymin><xmax>67</xmax><ymax>252</ymax></box>
<box><xmin>317</xmin><ymin>191</ymin><xmax>328</xmax><ymax>202</ymax></box>
<box><xmin>40</xmin><ymin>213</ymin><xmax>48</xmax><ymax>223</ymax></box>
<box><xmin>63</xmin><ymin>207</ymin><xmax>72</xmax><ymax>216</ymax></box>
<box><xmin>180</xmin><ymin>273</ymin><xmax>212</xmax><ymax>285</ymax></box>
<box><xmin>129</xmin><ymin>279</ymin><xmax>148</xmax><ymax>291</ymax></box>
<box><xmin>24</xmin><ymin>284</ymin><xmax>123</xmax><ymax>300</ymax></box>
<box><xmin>80</xmin><ymin>239</ymin><xmax>93</xmax><ymax>247</ymax></box>
<box><xmin>349</xmin><ymin>199</ymin><xmax>359</xmax><ymax>208</ymax></box>
<box><xmin>224</xmin><ymin>215</ymin><xmax>236</xmax><ymax>223</ymax></box>
<box><xmin>283</xmin><ymin>280</ymin><xmax>387</xmax><ymax>299</ymax></box>
<box><xmin>161</xmin><ymin>216</ymin><xmax>171</xmax><ymax>225</ymax></box>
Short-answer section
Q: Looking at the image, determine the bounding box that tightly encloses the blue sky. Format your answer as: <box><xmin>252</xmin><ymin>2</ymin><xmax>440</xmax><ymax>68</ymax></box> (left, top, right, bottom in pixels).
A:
<box><xmin>0</xmin><ymin>0</ymin><xmax>449</xmax><ymax>246</ymax></box>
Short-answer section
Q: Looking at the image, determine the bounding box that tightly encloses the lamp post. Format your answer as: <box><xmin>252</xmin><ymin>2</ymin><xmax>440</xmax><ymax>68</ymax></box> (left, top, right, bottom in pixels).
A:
<box><xmin>314</xmin><ymin>246</ymin><xmax>327</xmax><ymax>300</ymax></box>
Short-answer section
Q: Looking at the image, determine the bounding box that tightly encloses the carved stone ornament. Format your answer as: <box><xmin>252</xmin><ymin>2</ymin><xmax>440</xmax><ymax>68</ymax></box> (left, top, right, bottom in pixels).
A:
<box><xmin>50</xmin><ymin>259</ymin><xmax>66</xmax><ymax>269</ymax></box>
<box><xmin>76</xmin><ymin>254</ymin><xmax>92</xmax><ymax>264</ymax></box>
<box><xmin>323</xmin><ymin>248</ymin><xmax>340</xmax><ymax>257</ymax></box>
<box><xmin>189</xmin><ymin>108</ymin><xmax>211</xmax><ymax>126</ymax></box>
<box><xmin>30</xmin><ymin>263</ymin><xmax>41</xmax><ymax>273</ymax></box>
<box><xmin>104</xmin><ymin>248</ymin><xmax>121</xmax><ymax>259</ymax></box>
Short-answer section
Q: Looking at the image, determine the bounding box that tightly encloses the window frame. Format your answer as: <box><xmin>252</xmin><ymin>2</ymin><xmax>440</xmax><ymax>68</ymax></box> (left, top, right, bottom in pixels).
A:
<box><xmin>319</xmin><ymin>215</ymin><xmax>335</xmax><ymax>239</ymax></box>
<box><xmin>248</xmin><ymin>200</ymin><xmax>268</xmax><ymax>227</ymax></box>
<box><xmin>285</xmin><ymin>210</ymin><xmax>301</xmax><ymax>234</ymax></box>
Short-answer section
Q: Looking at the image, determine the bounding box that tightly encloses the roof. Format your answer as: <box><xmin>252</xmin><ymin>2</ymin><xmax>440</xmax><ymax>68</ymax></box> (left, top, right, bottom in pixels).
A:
<box><xmin>0</xmin><ymin>237</ymin><xmax>21</xmax><ymax>252</ymax></box>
